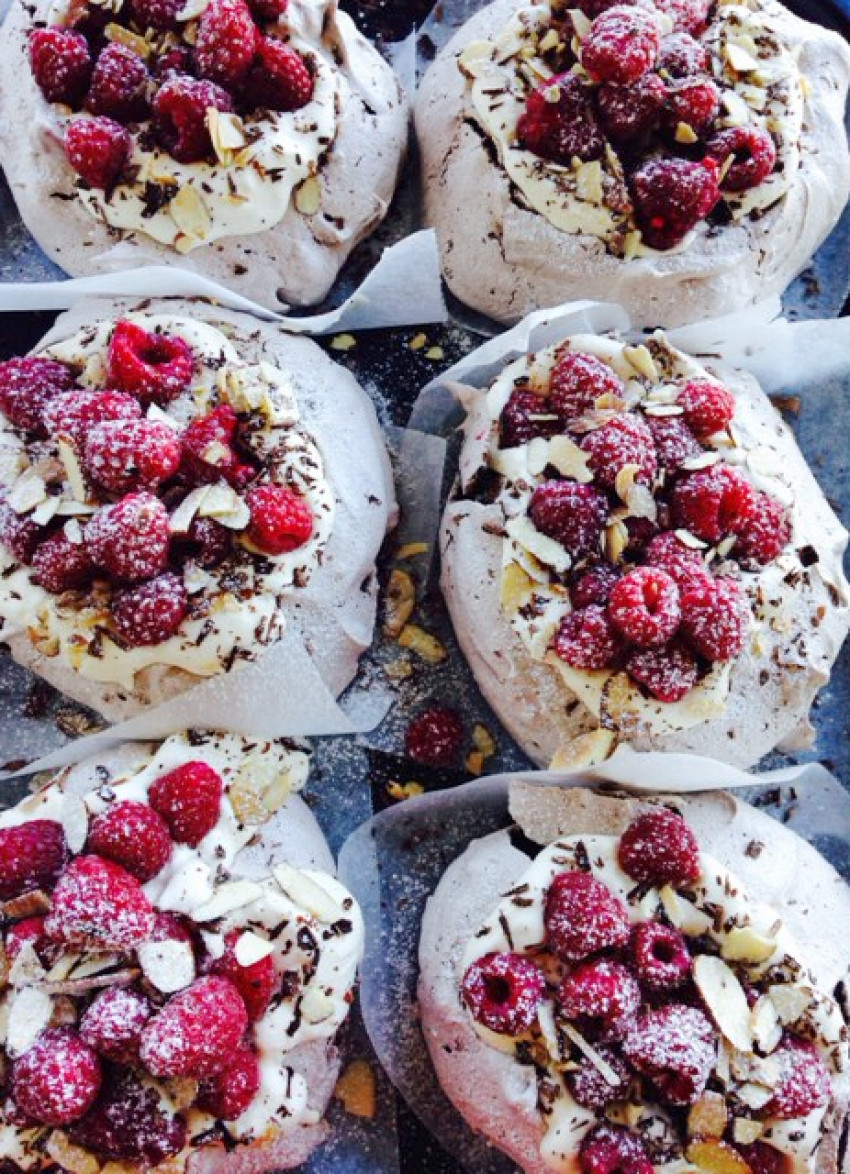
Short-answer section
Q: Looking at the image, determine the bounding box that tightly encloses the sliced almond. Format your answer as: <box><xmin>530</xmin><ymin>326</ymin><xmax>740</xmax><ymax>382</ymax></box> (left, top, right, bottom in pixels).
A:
<box><xmin>500</xmin><ymin>561</ymin><xmax>534</xmax><ymax>617</ymax></box>
<box><xmin>562</xmin><ymin>1022</ymin><xmax>623</xmax><ymax>1085</ymax></box>
<box><xmin>547</xmin><ymin>435</ymin><xmax>594</xmax><ymax>482</ymax></box>
<box><xmin>732</xmin><ymin>1119</ymin><xmax>763</xmax><ymax>1145</ymax></box>
<box><xmin>294</xmin><ymin>176</ymin><xmax>322</xmax><ymax>216</ymax></box>
<box><xmin>301</xmin><ymin>987</ymin><xmax>335</xmax><ymax>1024</ymax></box>
<box><xmin>767</xmin><ymin>983</ymin><xmax>811</xmax><ymax>1026</ymax></box>
<box><xmin>58</xmin><ymin>795</ymin><xmax>88</xmax><ymax>855</ymax></box>
<box><xmin>694</xmin><ymin>955</ymin><xmax>752</xmax><ymax>1052</ymax></box>
<box><xmin>169</xmin><ymin>486</ymin><xmax>209</xmax><ymax>534</ymax></box>
<box><xmin>58</xmin><ymin>440</ymin><xmax>87</xmax><ymax>503</ymax></box>
<box><xmin>383</xmin><ymin>568</ymin><xmax>416</xmax><ymax>638</ymax></box>
<box><xmin>9</xmin><ymin>941</ymin><xmax>47</xmax><ymax>987</ymax></box>
<box><xmin>334</xmin><ymin>1060</ymin><xmax>377</xmax><ymax>1118</ymax></box>
<box><xmin>1</xmin><ymin>889</ymin><xmax>51</xmax><ymax>921</ymax></box>
<box><xmin>686</xmin><ymin>1139</ymin><xmax>752</xmax><ymax>1174</ymax></box>
<box><xmin>46</xmin><ymin>1132</ymin><xmax>100</xmax><ymax>1174</ymax></box>
<box><xmin>7</xmin><ymin>987</ymin><xmax>53</xmax><ymax>1057</ymax></box>
<box><xmin>273</xmin><ymin>863</ymin><xmax>342</xmax><ymax>923</ymax></box>
<box><xmin>234</xmin><ymin>931</ymin><xmax>275</xmax><ymax>967</ymax></box>
<box><xmin>750</xmin><ymin>995</ymin><xmax>782</xmax><ymax>1054</ymax></box>
<box><xmin>736</xmin><ymin>1081</ymin><xmax>774</xmax><ymax>1111</ymax></box>
<box><xmin>137</xmin><ymin>939</ymin><xmax>196</xmax><ymax>993</ymax></box>
<box><xmin>10</xmin><ymin>467</ymin><xmax>48</xmax><ymax>513</ymax></box>
<box><xmin>688</xmin><ymin>1091</ymin><xmax>728</xmax><ymax>1139</ymax></box>
<box><xmin>622</xmin><ymin>344</ymin><xmax>660</xmax><ymax>382</ymax></box>
<box><xmin>397</xmin><ymin>624</ymin><xmax>447</xmax><ymax>665</ymax></box>
<box><xmin>191</xmin><ymin>880</ymin><xmax>263</xmax><ymax>923</ymax></box>
<box><xmin>170</xmin><ymin>184</ymin><xmax>212</xmax><ymax>241</ymax></box>
<box><xmin>721</xmin><ymin>926</ymin><xmax>777</xmax><ymax>965</ymax></box>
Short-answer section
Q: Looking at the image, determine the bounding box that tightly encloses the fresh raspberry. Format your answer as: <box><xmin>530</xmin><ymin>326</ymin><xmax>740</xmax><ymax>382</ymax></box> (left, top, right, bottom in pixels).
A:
<box><xmin>680</xmin><ymin>575</ymin><xmax>748</xmax><ymax>661</ymax></box>
<box><xmin>404</xmin><ymin>706</ymin><xmax>464</xmax><ymax>769</ymax></box>
<box><xmin>618</xmin><ymin>808</ymin><xmax>700</xmax><ymax>884</ymax></box>
<box><xmin>643</xmin><ymin>532</ymin><xmax>708</xmax><ymax>588</ymax></box>
<box><xmin>0</xmin><ymin>820</ymin><xmax>68</xmax><ymax>900</ymax></box>
<box><xmin>671</xmin><ymin>465</ymin><xmax>754</xmax><ymax>543</ymax></box>
<box><xmin>246</xmin><ymin>484</ymin><xmax>313</xmax><ymax>555</ymax></box>
<box><xmin>557</xmin><ymin>959</ymin><xmax>640</xmax><ymax>1042</ymax></box>
<box><xmin>107</xmin><ymin>320</ymin><xmax>194</xmax><ymax>407</ymax></box>
<box><xmin>460</xmin><ymin>952</ymin><xmax>545</xmax><ymax>1035</ymax></box>
<box><xmin>766</xmin><ymin>1036</ymin><xmax>832</xmax><ymax>1118</ymax></box>
<box><xmin>500</xmin><ymin>389</ymin><xmax>561</xmax><ymax>448</ymax></box>
<box><xmin>195</xmin><ymin>0</ymin><xmax>259</xmax><ymax>88</ymax></box>
<box><xmin>45</xmin><ymin>855</ymin><xmax>155</xmax><ymax>949</ymax></box>
<box><xmin>529</xmin><ymin>480</ymin><xmax>609</xmax><ymax>557</ymax></box>
<box><xmin>240</xmin><ymin>37</ymin><xmax>315</xmax><ymax>113</ymax></box>
<box><xmin>608</xmin><ymin>567</ymin><xmax>681</xmax><ymax>648</ymax></box>
<box><xmin>84</xmin><ymin>419</ymin><xmax>180</xmax><ymax>494</ymax></box>
<box><xmin>517</xmin><ymin>73</ymin><xmax>605</xmax><ymax>165</ymax></box>
<box><xmin>80</xmin><ymin>987</ymin><xmax>153</xmax><ymax>1065</ymax></box>
<box><xmin>32</xmin><ymin>531</ymin><xmax>95</xmax><ymax>595</ymax></box>
<box><xmin>597</xmin><ymin>72</ymin><xmax>667</xmax><ymax>147</ymax></box>
<box><xmin>148</xmin><ymin>760</ymin><xmax>224</xmax><ymax>846</ymax></box>
<box><xmin>112</xmin><ymin>572</ymin><xmax>188</xmax><ymax>646</ymax></box>
<box><xmin>568</xmin><ymin>1046</ymin><xmax>631</xmax><ymax>1110</ymax></box>
<box><xmin>28</xmin><ymin>28</ymin><xmax>92</xmax><ymax>106</ymax></box>
<box><xmin>580</xmin><ymin>1124</ymin><xmax>654</xmax><ymax>1174</ymax></box>
<box><xmin>659</xmin><ymin>0</ymin><xmax>711</xmax><ymax>35</ymax></box>
<box><xmin>155</xmin><ymin>45</ymin><xmax>195</xmax><ymax>76</ymax></box>
<box><xmin>570</xmin><ymin>563</ymin><xmax>619</xmax><ymax>609</ymax></box>
<box><xmin>12</xmin><ymin>1030</ymin><xmax>101</xmax><ymax>1127</ymax></box>
<box><xmin>127</xmin><ymin>0</ymin><xmax>184</xmax><ymax>30</ymax></box>
<box><xmin>621</xmin><ymin>1004</ymin><xmax>716</xmax><ymax>1104</ymax></box>
<box><xmin>675</xmin><ymin>379</ymin><xmax>735</xmax><ymax>437</ymax></box>
<box><xmin>664</xmin><ymin>77</ymin><xmax>719</xmax><ymax>136</ymax></box>
<box><xmin>0</xmin><ymin>356</ymin><xmax>77</xmax><ymax>432</ymax></box>
<box><xmin>86</xmin><ymin>800</ymin><xmax>173</xmax><ymax>882</ymax></box>
<box><xmin>545</xmin><ymin>870</ymin><xmax>630</xmax><ymax>962</ymax></box>
<box><xmin>656</xmin><ymin>32</ymin><xmax>708</xmax><ymax>77</ymax></box>
<box><xmin>0</xmin><ymin>502</ymin><xmax>45</xmax><ymax>564</ymax></box>
<box><xmin>581</xmin><ymin>6</ymin><xmax>660</xmax><ymax>85</ymax></box>
<box><xmin>553</xmin><ymin>605</ymin><xmax>622</xmax><ymax>670</ymax></box>
<box><xmin>152</xmin><ymin>75</ymin><xmax>234</xmax><ymax>163</ymax></box>
<box><xmin>627</xmin><ymin>643</ymin><xmax>698</xmax><ymax>702</ymax></box>
<box><xmin>631</xmin><ymin>157</ymin><xmax>720</xmax><ymax>250</ymax></box>
<box><xmin>208</xmin><ymin>929</ymin><xmax>278</xmax><ymax>1022</ymax></box>
<box><xmin>140</xmin><ymin>976</ymin><xmax>248</xmax><ymax>1078</ymax></box>
<box><xmin>178</xmin><ymin>516</ymin><xmax>234</xmax><ymax>568</ymax></box>
<box><xmin>196</xmin><ymin>1042</ymin><xmax>261</xmax><ymax>1119</ymax></box>
<box><xmin>646</xmin><ymin>415</ymin><xmax>701</xmax><ymax>473</ymax></box>
<box><xmin>550</xmin><ymin>351</ymin><xmax>625</xmax><ymax>422</ymax></box>
<box><xmin>43</xmin><ymin>388</ymin><xmax>141</xmax><ymax>449</ymax></box>
<box><xmin>5</xmin><ymin>916</ymin><xmax>53</xmax><ymax>963</ymax></box>
<box><xmin>735</xmin><ymin>1144</ymin><xmax>787</xmax><ymax>1174</ymax></box>
<box><xmin>151</xmin><ymin>910</ymin><xmax>197</xmax><ymax>948</ymax></box>
<box><xmin>85</xmin><ymin>492</ymin><xmax>170</xmax><ymax>583</ymax></box>
<box><xmin>68</xmin><ymin>1070</ymin><xmax>187</xmax><ymax>1165</ymax></box>
<box><xmin>248</xmin><ymin>0</ymin><xmax>288</xmax><ymax>16</ymax></box>
<box><xmin>66</xmin><ymin>115</ymin><xmax>132</xmax><ymax>190</ymax></box>
<box><xmin>707</xmin><ymin>125</ymin><xmax>777</xmax><ymax>192</ymax></box>
<box><xmin>86</xmin><ymin>43</ymin><xmax>149</xmax><ymax>123</ymax></box>
<box><xmin>180</xmin><ymin>404</ymin><xmax>242</xmax><ymax>485</ymax></box>
<box><xmin>734</xmin><ymin>490</ymin><xmax>790</xmax><ymax>565</ymax></box>
<box><xmin>580</xmin><ymin>414</ymin><xmax>657</xmax><ymax>490</ymax></box>
<box><xmin>631</xmin><ymin>920</ymin><xmax>691</xmax><ymax>988</ymax></box>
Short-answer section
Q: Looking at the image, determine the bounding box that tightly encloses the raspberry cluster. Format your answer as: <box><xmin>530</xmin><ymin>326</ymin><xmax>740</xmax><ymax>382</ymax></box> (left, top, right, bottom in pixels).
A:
<box><xmin>28</xmin><ymin>0</ymin><xmax>315</xmax><ymax>190</ymax></box>
<box><xmin>0</xmin><ymin>320</ymin><xmax>314</xmax><ymax>649</ymax></box>
<box><xmin>500</xmin><ymin>345</ymin><xmax>790</xmax><ymax>703</ymax></box>
<box><xmin>514</xmin><ymin>0</ymin><xmax>778</xmax><ymax>250</ymax></box>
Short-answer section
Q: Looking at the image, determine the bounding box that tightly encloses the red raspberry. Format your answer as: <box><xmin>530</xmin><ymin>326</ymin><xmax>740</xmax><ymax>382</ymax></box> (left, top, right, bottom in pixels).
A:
<box><xmin>148</xmin><ymin>760</ymin><xmax>224</xmax><ymax>846</ymax></box>
<box><xmin>608</xmin><ymin>566</ymin><xmax>680</xmax><ymax>647</ymax></box>
<box><xmin>553</xmin><ymin>605</ymin><xmax>622</xmax><ymax>670</ymax></box>
<box><xmin>680</xmin><ymin>575</ymin><xmax>748</xmax><ymax>661</ymax></box>
<box><xmin>460</xmin><ymin>951</ymin><xmax>545</xmax><ymax>1035</ymax></box>
<box><xmin>195</xmin><ymin>0</ymin><xmax>259</xmax><ymax>88</ymax></box>
<box><xmin>0</xmin><ymin>355</ymin><xmax>77</xmax><ymax>432</ymax></box>
<box><xmin>597</xmin><ymin>73</ymin><xmax>667</xmax><ymax>144</ymax></box>
<box><xmin>155</xmin><ymin>45</ymin><xmax>195</xmax><ymax>76</ymax></box>
<box><xmin>208</xmin><ymin>929</ymin><xmax>278</xmax><ymax>1022</ymax></box>
<box><xmin>85</xmin><ymin>419</ymin><xmax>180</xmax><ymax>494</ymax></box>
<box><xmin>46</xmin><ymin>855</ymin><xmax>155</xmax><ymax>949</ymax></box>
<box><xmin>31</xmin><ymin>532</ymin><xmax>95</xmax><ymax>595</ymax></box>
<box><xmin>557</xmin><ymin>959</ymin><xmax>640</xmax><ymax>1042</ymax></box>
<box><xmin>180</xmin><ymin>404</ymin><xmax>242</xmax><ymax>485</ymax></box>
<box><xmin>151</xmin><ymin>910</ymin><xmax>197</xmax><ymax>947</ymax></box>
<box><xmin>112</xmin><ymin>572</ymin><xmax>188</xmax><ymax>646</ymax></box>
<box><xmin>246</xmin><ymin>484</ymin><xmax>313</xmax><ymax>555</ymax></box>
<box><xmin>646</xmin><ymin>415</ymin><xmax>701</xmax><ymax>473</ymax></box>
<box><xmin>178</xmin><ymin>516</ymin><xmax>233</xmax><ymax>568</ymax></box>
<box><xmin>68</xmin><ymin>1070</ymin><xmax>187</xmax><ymax>1164</ymax></box>
<box><xmin>676</xmin><ymin>379</ymin><xmax>735</xmax><ymax>436</ymax></box>
<box><xmin>766</xmin><ymin>1036</ymin><xmax>832</xmax><ymax>1118</ymax></box>
<box><xmin>671</xmin><ymin>465</ymin><xmax>754</xmax><ymax>543</ymax></box>
<box><xmin>128</xmin><ymin>0</ymin><xmax>184</xmax><ymax>29</ymax></box>
<box><xmin>80</xmin><ymin>987</ymin><xmax>153</xmax><ymax>1065</ymax></box>
<box><xmin>545</xmin><ymin>870</ymin><xmax>630</xmax><ymax>962</ymax></box>
<box><xmin>581</xmin><ymin>6</ymin><xmax>660</xmax><ymax>85</ymax></box>
<box><xmin>570</xmin><ymin>562</ymin><xmax>619</xmax><ymax>609</ymax></box>
<box><xmin>568</xmin><ymin>1046</ymin><xmax>631</xmax><ymax>1110</ymax></box>
<box><xmin>28</xmin><ymin>28</ymin><xmax>92</xmax><ymax>106</ymax></box>
<box><xmin>499</xmin><ymin>389</ymin><xmax>560</xmax><ymax>448</ymax></box>
<box><xmin>153</xmin><ymin>75</ymin><xmax>234</xmax><ymax>163</ymax></box>
<box><xmin>43</xmin><ymin>388</ymin><xmax>141</xmax><ymax>449</ymax></box>
<box><xmin>86</xmin><ymin>43</ymin><xmax>150</xmax><ymax>123</ymax></box>
<box><xmin>196</xmin><ymin>1041</ymin><xmax>261</xmax><ymax>1119</ymax></box>
<box><xmin>656</xmin><ymin>32</ymin><xmax>708</xmax><ymax>77</ymax></box>
<box><xmin>240</xmin><ymin>37</ymin><xmax>315</xmax><ymax>113</ymax></box>
<box><xmin>140</xmin><ymin>976</ymin><xmax>248</xmax><ymax>1078</ymax></box>
<box><xmin>517</xmin><ymin>73</ymin><xmax>605</xmax><ymax>165</ymax></box>
<box><xmin>664</xmin><ymin>77</ymin><xmax>719</xmax><ymax>136</ymax></box>
<box><xmin>627</xmin><ymin>643</ymin><xmax>698</xmax><ymax>702</ymax></box>
<box><xmin>0</xmin><ymin>502</ymin><xmax>45</xmax><ymax>563</ymax></box>
<box><xmin>707</xmin><ymin>126</ymin><xmax>777</xmax><ymax>192</ymax></box>
<box><xmin>85</xmin><ymin>492</ymin><xmax>170</xmax><ymax>583</ymax></box>
<box><xmin>618</xmin><ymin>808</ymin><xmax>700</xmax><ymax>884</ymax></box>
<box><xmin>248</xmin><ymin>0</ymin><xmax>288</xmax><ymax>16</ymax></box>
<box><xmin>644</xmin><ymin>532</ymin><xmax>707</xmax><ymax>588</ymax></box>
<box><xmin>622</xmin><ymin>1004</ymin><xmax>716</xmax><ymax>1104</ymax></box>
<box><xmin>66</xmin><ymin>115</ymin><xmax>132</xmax><ymax>190</ymax></box>
<box><xmin>735</xmin><ymin>1144</ymin><xmax>786</xmax><ymax>1174</ymax></box>
<box><xmin>550</xmin><ymin>351</ymin><xmax>625</xmax><ymax>422</ymax></box>
<box><xmin>404</xmin><ymin>706</ymin><xmax>464</xmax><ymax>769</ymax></box>
<box><xmin>86</xmin><ymin>800</ymin><xmax>173</xmax><ymax>882</ymax></box>
<box><xmin>0</xmin><ymin>820</ymin><xmax>68</xmax><ymax>900</ymax></box>
<box><xmin>659</xmin><ymin>0</ymin><xmax>711</xmax><ymax>35</ymax></box>
<box><xmin>580</xmin><ymin>1124</ymin><xmax>654</xmax><ymax>1174</ymax></box>
<box><xmin>581</xmin><ymin>414</ymin><xmax>657</xmax><ymax>490</ymax></box>
<box><xmin>5</xmin><ymin>916</ymin><xmax>53</xmax><ymax>963</ymax></box>
<box><xmin>529</xmin><ymin>480</ymin><xmax>609</xmax><ymax>557</ymax></box>
<box><xmin>734</xmin><ymin>490</ymin><xmax>790</xmax><ymax>565</ymax></box>
<box><xmin>631</xmin><ymin>157</ymin><xmax>720</xmax><ymax>250</ymax></box>
<box><xmin>12</xmin><ymin>1030</ymin><xmax>101</xmax><ymax>1126</ymax></box>
<box><xmin>631</xmin><ymin>920</ymin><xmax>691</xmax><ymax>989</ymax></box>
<box><xmin>107</xmin><ymin>320</ymin><xmax>194</xmax><ymax>407</ymax></box>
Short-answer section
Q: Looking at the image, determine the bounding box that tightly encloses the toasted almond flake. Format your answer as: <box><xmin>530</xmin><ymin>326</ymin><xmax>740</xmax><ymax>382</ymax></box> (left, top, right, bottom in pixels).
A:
<box><xmin>575</xmin><ymin>159</ymin><xmax>604</xmax><ymax>204</ymax></box>
<box><xmin>387</xmin><ymin>780</ymin><xmax>425</xmax><ymax>801</ymax></box>
<box><xmin>10</xmin><ymin>467</ymin><xmax>48</xmax><ymax>514</ymax></box>
<box><xmin>63</xmin><ymin>518</ymin><xmax>84</xmax><ymax>546</ymax></box>
<box><xmin>643</xmin><ymin>402</ymin><xmax>684</xmax><ymax>417</ymax></box>
<box><xmin>614</xmin><ymin>463</ymin><xmax>640</xmax><ymax>504</ymax></box>
<box><xmin>550</xmin><ymin>729</ymin><xmax>617</xmax><ymax>771</ymax></box>
<box><xmin>547</xmin><ymin>434</ymin><xmax>593</xmax><ymax>482</ymax></box>
<box><xmin>732</xmin><ymin>1118</ymin><xmax>763</xmax><ymax>1145</ymax></box>
<box><xmin>234</xmin><ymin>931</ymin><xmax>275</xmax><ymax>967</ymax></box>
<box><xmin>294</xmin><ymin>175</ymin><xmax>322</xmax><ymax>216</ymax></box>
<box><xmin>192</xmin><ymin>881</ymin><xmax>263</xmax><ymax>923</ymax></box>
<box><xmin>736</xmin><ymin>1081</ymin><xmax>774</xmax><ymax>1110</ymax></box>
<box><xmin>330</xmin><ymin>334</ymin><xmax>356</xmax><ymax>351</ymax></box>
<box><xmin>472</xmin><ymin>723</ymin><xmax>497</xmax><ymax>758</ymax></box>
<box><xmin>538</xmin><ymin>26</ymin><xmax>560</xmax><ymax>52</ymax></box>
<box><xmin>721</xmin><ymin>925</ymin><xmax>777</xmax><ymax>964</ymax></box>
<box><xmin>622</xmin><ymin>344</ymin><xmax>659</xmax><ymax>382</ymax></box>
<box><xmin>2</xmin><ymin>890</ymin><xmax>51</xmax><ymax>921</ymax></box>
<box><xmin>675</xmin><ymin>528</ymin><xmax>708</xmax><ymax>550</ymax></box>
<box><xmin>273</xmin><ymin>863</ymin><xmax>342</xmax><ymax>923</ymax></box>
<box><xmin>59</xmin><ymin>795</ymin><xmax>88</xmax><ymax>854</ymax></box>
<box><xmin>465</xmin><ymin>750</ymin><xmax>485</xmax><ymax>776</ymax></box>
<box><xmin>384</xmin><ymin>568</ymin><xmax>416</xmax><ymax>638</ymax></box>
<box><xmin>681</xmin><ymin>451</ymin><xmax>721</xmax><ymax>472</ymax></box>
<box><xmin>46</xmin><ymin>1133</ymin><xmax>99</xmax><ymax>1174</ymax></box>
<box><xmin>506</xmin><ymin>515</ymin><xmax>572</xmax><ymax>573</ymax></box>
<box><xmin>562</xmin><ymin>1022</ymin><xmax>622</xmax><ymax>1085</ymax></box>
<box><xmin>9</xmin><ymin>942</ymin><xmax>47</xmax><ymax>987</ymax></box>
<box><xmin>725</xmin><ymin>41</ymin><xmax>760</xmax><ymax>72</ymax></box>
<box><xmin>624</xmin><ymin>230</ymin><xmax>643</xmax><ymax>260</ymax></box>
<box><xmin>170</xmin><ymin>185</ymin><xmax>212</xmax><ymax>241</ymax></box>
<box><xmin>7</xmin><ymin>987</ymin><xmax>53</xmax><ymax>1057</ymax></box>
<box><xmin>104</xmin><ymin>22</ymin><xmax>150</xmax><ymax>55</ymax></box>
<box><xmin>230</xmin><ymin>754</ymin><xmax>294</xmax><ymax>825</ymax></box>
<box><xmin>398</xmin><ymin>623</ymin><xmax>447</xmax><ymax>664</ymax></box>
<box><xmin>675</xmin><ymin>122</ymin><xmax>699</xmax><ymax>144</ymax></box>
<box><xmin>569</xmin><ymin>7</ymin><xmax>592</xmax><ymax>37</ymax></box>
<box><xmin>457</xmin><ymin>39</ymin><xmax>495</xmax><ymax>77</ymax></box>
<box><xmin>605</xmin><ymin>520</ymin><xmax>629</xmax><ymax>564</ymax></box>
<box><xmin>425</xmin><ymin>346</ymin><xmax>445</xmax><ymax>362</ymax></box>
<box><xmin>199</xmin><ymin>482</ymin><xmax>250</xmax><ymax>529</ymax></box>
<box><xmin>32</xmin><ymin>496</ymin><xmax>62</xmax><ymax>526</ymax></box>
<box><xmin>500</xmin><ymin>560</ymin><xmax>534</xmax><ymax>617</ymax></box>
<box><xmin>686</xmin><ymin>1139</ymin><xmax>752</xmax><ymax>1174</ymax></box>
<box><xmin>334</xmin><ymin>1060</ymin><xmax>377</xmax><ymax>1118</ymax></box>
<box><xmin>301</xmin><ymin>987</ymin><xmax>335</xmax><ymax>1024</ymax></box>
<box><xmin>200</xmin><ymin>931</ymin><xmax>225</xmax><ymax>960</ymax></box>
<box><xmin>659</xmin><ymin>884</ymin><xmax>713</xmax><ymax>936</ymax></box>
<box><xmin>169</xmin><ymin>486</ymin><xmax>209</xmax><ymax>534</ymax></box>
<box><xmin>687</xmin><ymin>1092</ymin><xmax>728</xmax><ymax>1139</ymax></box>
<box><xmin>409</xmin><ymin>333</ymin><xmax>427</xmax><ymax>351</ymax></box>
<box><xmin>137</xmin><ymin>939</ymin><xmax>195</xmax><ymax>993</ymax></box>
<box><xmin>176</xmin><ymin>0</ymin><xmax>210</xmax><ymax>17</ymax></box>
<box><xmin>58</xmin><ymin>440</ymin><xmax>87</xmax><ymax>503</ymax></box>
<box><xmin>767</xmin><ymin>983</ymin><xmax>811</xmax><ymax>1025</ymax></box>
<box><xmin>750</xmin><ymin>994</ymin><xmax>782</xmax><ymax>1054</ymax></box>
<box><xmin>693</xmin><ymin>954</ymin><xmax>752</xmax><ymax>1052</ymax></box>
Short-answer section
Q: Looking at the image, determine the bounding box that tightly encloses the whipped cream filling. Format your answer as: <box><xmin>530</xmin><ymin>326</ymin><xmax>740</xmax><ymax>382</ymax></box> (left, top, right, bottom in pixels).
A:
<box><xmin>0</xmin><ymin>314</ymin><xmax>335</xmax><ymax>690</ymax></box>
<box><xmin>459</xmin><ymin>0</ymin><xmax>804</xmax><ymax>255</ymax></box>
<box><xmin>462</xmin><ymin>831</ymin><xmax>849</xmax><ymax>1174</ymax></box>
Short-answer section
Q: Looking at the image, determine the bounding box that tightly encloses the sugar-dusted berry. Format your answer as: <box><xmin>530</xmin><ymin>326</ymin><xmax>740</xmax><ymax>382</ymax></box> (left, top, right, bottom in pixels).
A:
<box><xmin>46</xmin><ymin>854</ymin><xmax>155</xmax><ymax>949</ymax></box>
<box><xmin>12</xmin><ymin>1029</ymin><xmax>101</xmax><ymax>1126</ymax></box>
<box><xmin>85</xmin><ymin>418</ymin><xmax>181</xmax><ymax>494</ymax></box>
<box><xmin>580</xmin><ymin>1123</ymin><xmax>654</xmax><ymax>1174</ymax></box>
<box><xmin>618</xmin><ymin>808</ymin><xmax>700</xmax><ymax>885</ymax></box>
<box><xmin>107</xmin><ymin>320</ymin><xmax>194</xmax><ymax>407</ymax></box>
<box><xmin>680</xmin><ymin>575</ymin><xmax>748</xmax><ymax>661</ymax></box>
<box><xmin>128</xmin><ymin>0</ymin><xmax>184</xmax><ymax>30</ymax></box>
<box><xmin>608</xmin><ymin>566</ymin><xmax>681</xmax><ymax>648</ymax></box>
<box><xmin>208</xmin><ymin>929</ymin><xmax>278</xmax><ymax>1022</ymax></box>
<box><xmin>631</xmin><ymin>920</ymin><xmax>691</xmax><ymax>989</ymax></box>
<box><xmin>597</xmin><ymin>73</ymin><xmax>667</xmax><ymax>145</ymax></box>
<box><xmin>148</xmin><ymin>760</ymin><xmax>224</xmax><ymax>846</ymax></box>
<box><xmin>461</xmin><ymin>951</ymin><xmax>545</xmax><ymax>1035</ymax></box>
<box><xmin>80</xmin><ymin>987</ymin><xmax>153</xmax><ymax>1065</ymax></box>
<box><xmin>180</xmin><ymin>404</ymin><xmax>241</xmax><ymax>485</ymax></box>
<box><xmin>627</xmin><ymin>642</ymin><xmax>698</xmax><ymax>702</ymax></box>
<box><xmin>32</xmin><ymin>532</ymin><xmax>95</xmax><ymax>595</ymax></box>
<box><xmin>550</xmin><ymin>350</ymin><xmax>625</xmax><ymax>422</ymax></box>
<box><xmin>622</xmin><ymin>1004</ymin><xmax>716</xmax><ymax>1104</ymax></box>
<box><xmin>570</xmin><ymin>562</ymin><xmax>619</xmax><ymax>609</ymax></box>
<box><xmin>66</xmin><ymin>115</ymin><xmax>132</xmax><ymax>190</ymax></box>
<box><xmin>643</xmin><ymin>532</ymin><xmax>707</xmax><ymax>587</ymax></box>
<box><xmin>246</xmin><ymin>484</ymin><xmax>314</xmax><ymax>555</ymax></box>
<box><xmin>707</xmin><ymin>125</ymin><xmax>777</xmax><ymax>193</ymax></box>
<box><xmin>85</xmin><ymin>491</ymin><xmax>171</xmax><ymax>583</ymax></box>
<box><xmin>85</xmin><ymin>43</ymin><xmax>150</xmax><ymax>123</ymax></box>
<box><xmin>734</xmin><ymin>490</ymin><xmax>790</xmax><ymax>566</ymax></box>
<box><xmin>0</xmin><ymin>502</ymin><xmax>44</xmax><ymax>564</ymax></box>
<box><xmin>112</xmin><ymin>572</ymin><xmax>188</xmax><ymax>646</ymax></box>
<box><xmin>153</xmin><ymin>75</ymin><xmax>234</xmax><ymax>163</ymax></box>
<box><xmin>553</xmin><ymin>605</ymin><xmax>622</xmax><ymax>670</ymax></box>
<box><xmin>545</xmin><ymin>870</ymin><xmax>630</xmax><ymax>962</ymax></box>
<box><xmin>646</xmin><ymin>415</ymin><xmax>701</xmax><ymax>473</ymax></box>
<box><xmin>194</xmin><ymin>0</ymin><xmax>259</xmax><ymax>89</ymax></box>
<box><xmin>676</xmin><ymin>379</ymin><xmax>735</xmax><ymax>437</ymax></box>
<box><xmin>767</xmin><ymin>1036</ymin><xmax>832</xmax><ymax>1119</ymax></box>
<box><xmin>656</xmin><ymin>32</ymin><xmax>708</xmax><ymax>78</ymax></box>
<box><xmin>43</xmin><ymin>388</ymin><xmax>141</xmax><ymax>449</ymax></box>
<box><xmin>196</xmin><ymin>1042</ymin><xmax>261</xmax><ymax>1119</ymax></box>
<box><xmin>500</xmin><ymin>388</ymin><xmax>561</xmax><ymax>448</ymax></box>
<box><xmin>671</xmin><ymin>465</ymin><xmax>754</xmax><ymax>543</ymax></box>
<box><xmin>86</xmin><ymin>799</ymin><xmax>172</xmax><ymax>882</ymax></box>
<box><xmin>518</xmin><ymin>73</ymin><xmax>605</xmax><ymax>165</ymax></box>
<box><xmin>0</xmin><ymin>819</ymin><xmax>68</xmax><ymax>900</ymax></box>
<box><xmin>240</xmin><ymin>37</ymin><xmax>315</xmax><ymax>113</ymax></box>
<box><xmin>0</xmin><ymin>356</ymin><xmax>77</xmax><ymax>433</ymax></box>
<box><xmin>581</xmin><ymin>6</ymin><xmax>660</xmax><ymax>84</ymax></box>
<box><xmin>631</xmin><ymin>157</ymin><xmax>720</xmax><ymax>251</ymax></box>
<box><xmin>664</xmin><ymin>76</ymin><xmax>719</xmax><ymax>137</ymax></box>
<box><xmin>68</xmin><ymin>1070</ymin><xmax>187</xmax><ymax>1165</ymax></box>
<box><xmin>568</xmin><ymin>1046</ymin><xmax>631</xmax><ymax>1110</ymax></box>
<box><xmin>28</xmin><ymin>28</ymin><xmax>92</xmax><ymax>106</ymax></box>
<box><xmin>529</xmin><ymin>480</ymin><xmax>609</xmax><ymax>557</ymax></box>
<box><xmin>581</xmin><ymin>413</ymin><xmax>657</xmax><ymax>490</ymax></box>
<box><xmin>557</xmin><ymin>958</ymin><xmax>640</xmax><ymax>1042</ymax></box>
<box><xmin>405</xmin><ymin>706</ymin><xmax>464</xmax><ymax>769</ymax></box>
<box><xmin>140</xmin><ymin>975</ymin><xmax>248</xmax><ymax>1078</ymax></box>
